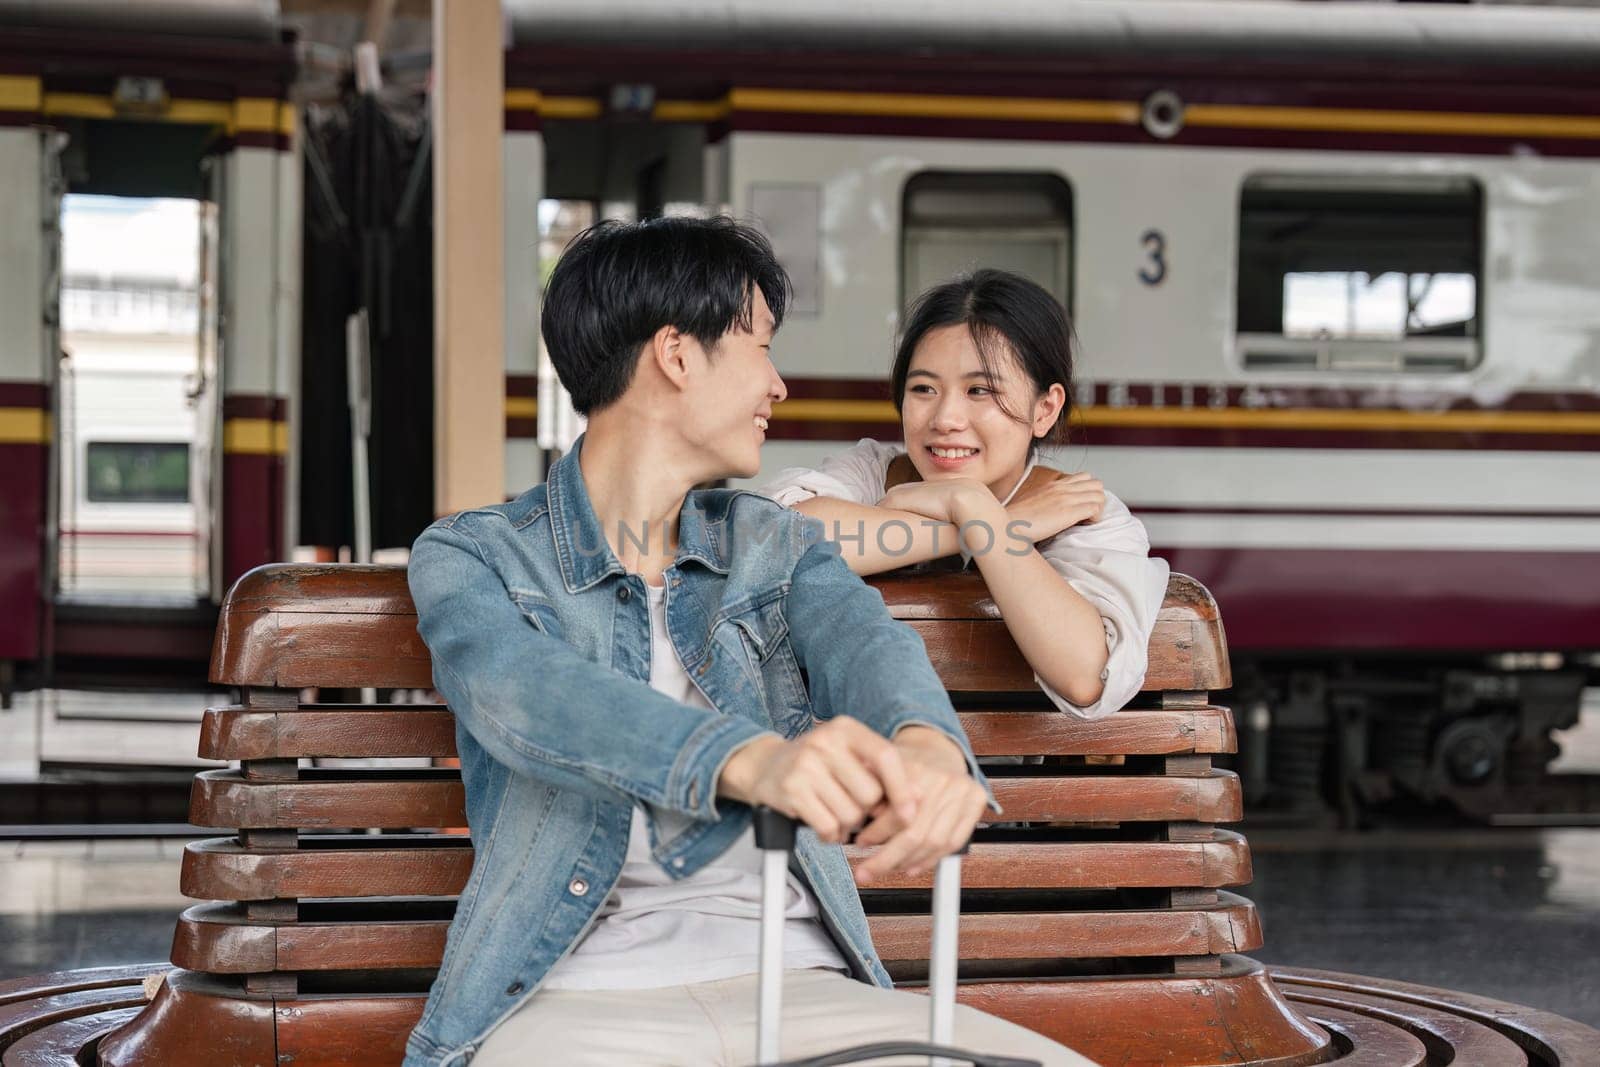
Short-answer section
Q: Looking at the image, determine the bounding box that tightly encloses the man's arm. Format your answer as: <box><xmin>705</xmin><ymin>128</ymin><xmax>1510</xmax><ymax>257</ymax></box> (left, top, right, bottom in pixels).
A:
<box><xmin>409</xmin><ymin>519</ymin><xmax>773</xmax><ymax>822</ymax></box>
<box><xmin>782</xmin><ymin>529</ymin><xmax>995</xmax><ymax>811</ymax></box>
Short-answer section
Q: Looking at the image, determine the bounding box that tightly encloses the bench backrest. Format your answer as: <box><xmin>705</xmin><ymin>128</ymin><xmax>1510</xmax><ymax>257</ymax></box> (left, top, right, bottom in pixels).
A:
<box><xmin>98</xmin><ymin>564</ymin><xmax>1332</xmax><ymax>1067</ymax></box>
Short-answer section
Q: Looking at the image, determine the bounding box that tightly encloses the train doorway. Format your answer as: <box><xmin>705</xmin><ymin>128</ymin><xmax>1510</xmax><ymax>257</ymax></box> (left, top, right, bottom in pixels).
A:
<box><xmin>54</xmin><ymin>193</ymin><xmax>216</xmax><ymax>605</ymax></box>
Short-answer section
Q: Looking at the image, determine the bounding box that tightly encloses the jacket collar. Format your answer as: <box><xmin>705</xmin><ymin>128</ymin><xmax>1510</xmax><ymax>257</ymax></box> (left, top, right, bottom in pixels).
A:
<box><xmin>547</xmin><ymin>434</ymin><xmax>730</xmax><ymax>593</ymax></box>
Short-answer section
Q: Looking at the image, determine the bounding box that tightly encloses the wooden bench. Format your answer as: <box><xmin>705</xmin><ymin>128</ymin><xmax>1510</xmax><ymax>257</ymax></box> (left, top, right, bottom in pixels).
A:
<box><xmin>46</xmin><ymin>563</ymin><xmax>1579</xmax><ymax>1067</ymax></box>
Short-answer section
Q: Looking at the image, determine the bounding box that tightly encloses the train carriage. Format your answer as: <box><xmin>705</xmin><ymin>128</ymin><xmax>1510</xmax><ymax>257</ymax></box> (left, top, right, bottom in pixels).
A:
<box><xmin>0</xmin><ymin>0</ymin><xmax>1596</xmax><ymax>818</ymax></box>
<box><xmin>500</xmin><ymin>0</ymin><xmax>1600</xmax><ymax>818</ymax></box>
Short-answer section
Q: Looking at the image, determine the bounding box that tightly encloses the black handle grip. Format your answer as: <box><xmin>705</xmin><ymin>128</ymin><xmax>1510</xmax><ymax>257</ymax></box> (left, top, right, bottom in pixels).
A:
<box><xmin>752</xmin><ymin>805</ymin><xmax>797</xmax><ymax>851</ymax></box>
<box><xmin>754</xmin><ymin>806</ymin><xmax>976</xmax><ymax>855</ymax></box>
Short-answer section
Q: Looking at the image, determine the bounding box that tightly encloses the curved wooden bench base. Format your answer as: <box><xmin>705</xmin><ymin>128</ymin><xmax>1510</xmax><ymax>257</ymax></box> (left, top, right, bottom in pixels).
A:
<box><xmin>8</xmin><ymin>959</ymin><xmax>1599</xmax><ymax>1064</ymax></box>
<box><xmin>0</xmin><ymin>966</ymin><xmax>163</xmax><ymax>1067</ymax></box>
<box><xmin>1273</xmin><ymin>967</ymin><xmax>1600</xmax><ymax>1066</ymax></box>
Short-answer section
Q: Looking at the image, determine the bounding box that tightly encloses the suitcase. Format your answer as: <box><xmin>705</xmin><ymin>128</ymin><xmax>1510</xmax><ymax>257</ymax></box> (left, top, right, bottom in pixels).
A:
<box><xmin>747</xmin><ymin>807</ymin><xmax>1041</xmax><ymax>1067</ymax></box>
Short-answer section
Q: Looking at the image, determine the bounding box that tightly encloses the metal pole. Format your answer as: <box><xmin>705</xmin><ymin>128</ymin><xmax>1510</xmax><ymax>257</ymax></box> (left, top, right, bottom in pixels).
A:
<box><xmin>758</xmin><ymin>847</ymin><xmax>787</xmax><ymax>1064</ymax></box>
<box><xmin>928</xmin><ymin>852</ymin><xmax>962</xmax><ymax>1067</ymax></box>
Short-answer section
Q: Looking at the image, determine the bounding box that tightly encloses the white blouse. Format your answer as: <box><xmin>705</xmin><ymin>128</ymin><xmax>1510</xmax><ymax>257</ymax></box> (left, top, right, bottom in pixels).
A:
<box><xmin>759</xmin><ymin>439</ymin><xmax>1170</xmax><ymax>720</ymax></box>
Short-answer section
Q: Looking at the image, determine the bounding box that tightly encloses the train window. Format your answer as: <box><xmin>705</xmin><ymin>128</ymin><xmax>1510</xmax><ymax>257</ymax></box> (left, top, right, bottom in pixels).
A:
<box><xmin>1236</xmin><ymin>174</ymin><xmax>1482</xmax><ymax>373</ymax></box>
<box><xmin>85</xmin><ymin>442</ymin><xmax>190</xmax><ymax>504</ymax></box>
<box><xmin>902</xmin><ymin>173</ymin><xmax>1073</xmax><ymax>310</ymax></box>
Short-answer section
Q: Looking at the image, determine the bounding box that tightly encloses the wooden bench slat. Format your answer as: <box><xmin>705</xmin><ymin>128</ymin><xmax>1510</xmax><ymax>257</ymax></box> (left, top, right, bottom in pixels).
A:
<box><xmin>199</xmin><ymin>708</ymin><xmax>457</xmax><ymax>761</ymax></box>
<box><xmin>846</xmin><ymin>833</ymin><xmax>1252</xmax><ymax>890</ymax></box>
<box><xmin>964</xmin><ymin>708</ymin><xmax>1235</xmax><ymax>756</ymax></box>
<box><xmin>187</xmin><ymin>769</ymin><xmax>1241</xmax><ymax>830</ymax></box>
<box><xmin>179</xmin><ymin>837</ymin><xmax>475</xmax><ymax>900</ymax></box>
<box><xmin>198</xmin><ymin>706</ymin><xmax>1238</xmax><ymax>761</ymax></box>
<box><xmin>189</xmin><ymin>771</ymin><xmax>467</xmax><ymax>830</ymax></box>
<box><xmin>1296</xmin><ymin>1004</ymin><xmax>1430</xmax><ymax>1066</ymax></box>
<box><xmin>990</xmin><ymin>770</ymin><xmax>1241</xmax><ymax>823</ymax></box>
<box><xmin>210</xmin><ymin>566</ymin><xmax>1230</xmax><ymax>694</ymax></box>
<box><xmin>0</xmin><ymin>967</ymin><xmax>162</xmax><ymax>1008</ymax></box>
<box><xmin>171</xmin><ymin>894</ymin><xmax>1262</xmax><ymax>973</ymax></box>
<box><xmin>181</xmin><ymin>831</ymin><xmax>1251</xmax><ymax>901</ymax></box>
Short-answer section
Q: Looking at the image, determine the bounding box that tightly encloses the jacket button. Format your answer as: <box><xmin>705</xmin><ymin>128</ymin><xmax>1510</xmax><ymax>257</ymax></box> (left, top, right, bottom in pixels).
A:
<box><xmin>505</xmin><ymin>981</ymin><xmax>523</xmax><ymax>996</ymax></box>
<box><xmin>569</xmin><ymin>878</ymin><xmax>589</xmax><ymax>896</ymax></box>
<box><xmin>617</xmin><ymin>586</ymin><xmax>631</xmax><ymax>602</ymax></box>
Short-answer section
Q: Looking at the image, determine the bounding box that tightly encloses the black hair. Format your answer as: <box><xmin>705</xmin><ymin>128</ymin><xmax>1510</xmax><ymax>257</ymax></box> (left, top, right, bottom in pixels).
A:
<box><xmin>891</xmin><ymin>269</ymin><xmax>1076</xmax><ymax>448</ymax></box>
<box><xmin>539</xmin><ymin>216</ymin><xmax>791</xmax><ymax>414</ymax></box>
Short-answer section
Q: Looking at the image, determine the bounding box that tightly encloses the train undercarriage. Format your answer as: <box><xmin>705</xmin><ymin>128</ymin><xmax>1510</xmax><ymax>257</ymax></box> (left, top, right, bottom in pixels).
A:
<box><xmin>1233</xmin><ymin>656</ymin><xmax>1600</xmax><ymax>827</ymax></box>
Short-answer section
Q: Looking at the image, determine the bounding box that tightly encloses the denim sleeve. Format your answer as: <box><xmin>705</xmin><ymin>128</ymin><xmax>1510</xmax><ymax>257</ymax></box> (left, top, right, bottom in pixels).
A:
<box><xmin>408</xmin><ymin>519</ymin><xmax>772</xmax><ymax>822</ymax></box>
<box><xmin>783</xmin><ymin>527</ymin><xmax>997</xmax><ymax>811</ymax></box>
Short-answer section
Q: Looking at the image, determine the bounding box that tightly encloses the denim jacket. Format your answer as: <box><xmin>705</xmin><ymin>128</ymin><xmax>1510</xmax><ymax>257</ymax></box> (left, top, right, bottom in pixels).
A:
<box><xmin>402</xmin><ymin>437</ymin><xmax>992</xmax><ymax>1067</ymax></box>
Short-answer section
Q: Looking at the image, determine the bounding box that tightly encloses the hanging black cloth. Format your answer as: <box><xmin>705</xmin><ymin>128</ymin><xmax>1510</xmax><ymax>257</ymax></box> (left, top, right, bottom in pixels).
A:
<box><xmin>299</xmin><ymin>91</ymin><xmax>434</xmax><ymax>551</ymax></box>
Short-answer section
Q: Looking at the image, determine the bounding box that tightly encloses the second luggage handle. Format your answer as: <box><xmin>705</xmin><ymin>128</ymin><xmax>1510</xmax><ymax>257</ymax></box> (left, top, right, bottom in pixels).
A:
<box><xmin>752</xmin><ymin>806</ymin><xmax>969</xmax><ymax>1067</ymax></box>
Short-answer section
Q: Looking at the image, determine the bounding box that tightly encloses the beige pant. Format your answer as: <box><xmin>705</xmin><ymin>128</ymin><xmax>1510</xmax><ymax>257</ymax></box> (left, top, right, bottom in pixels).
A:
<box><xmin>474</xmin><ymin>968</ymin><xmax>1098</xmax><ymax>1066</ymax></box>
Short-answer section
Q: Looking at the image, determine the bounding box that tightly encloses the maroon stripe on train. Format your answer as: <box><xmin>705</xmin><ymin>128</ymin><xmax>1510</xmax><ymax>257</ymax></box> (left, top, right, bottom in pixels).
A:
<box><xmin>505</xmin><ymin>110</ymin><xmax>542</xmax><ymax>133</ymax></box>
<box><xmin>0</xmin><ymin>441</ymin><xmax>46</xmax><ymax>661</ymax></box>
<box><xmin>0</xmin><ymin>381</ymin><xmax>49</xmax><ymax>407</ymax></box>
<box><xmin>1084</xmin><ymin>384</ymin><xmax>1600</xmax><ymax>412</ymax></box>
<box><xmin>221</xmin><ymin>394</ymin><xmax>287</xmax><ymax>421</ymax></box>
<box><xmin>1074</xmin><ymin>425</ymin><xmax>1600</xmax><ymax>452</ymax></box>
<box><xmin>0</xmin><ymin>27</ymin><xmax>296</xmax><ymax>89</ymax></box>
<box><xmin>1156</xmin><ymin>546</ymin><xmax>1600</xmax><ymax>654</ymax></box>
<box><xmin>1135</xmin><ymin>504</ymin><xmax>1600</xmax><ymax>521</ymax></box>
<box><xmin>772</xmin><ymin>379</ymin><xmax>1600</xmax><ymax>415</ymax></box>
<box><xmin>506</xmin><ymin>417</ymin><xmax>538</xmax><ymax>440</ymax></box>
<box><xmin>53</xmin><ymin>616</ymin><xmax>215</xmax><ymax>662</ymax></box>
<box><xmin>506</xmin><ymin>375</ymin><xmax>539</xmax><ymax>398</ymax></box>
<box><xmin>222</xmin><ymin>451</ymin><xmax>284</xmax><ymax>587</ymax></box>
<box><xmin>60</xmin><ymin>528</ymin><xmax>199</xmax><ymax>538</ymax></box>
<box><xmin>507</xmin><ymin>45</ymin><xmax>1600</xmax><ymax>96</ymax></box>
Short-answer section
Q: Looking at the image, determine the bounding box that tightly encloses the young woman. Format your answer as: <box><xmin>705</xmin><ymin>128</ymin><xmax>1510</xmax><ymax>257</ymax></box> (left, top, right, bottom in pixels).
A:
<box><xmin>761</xmin><ymin>269</ymin><xmax>1169</xmax><ymax>719</ymax></box>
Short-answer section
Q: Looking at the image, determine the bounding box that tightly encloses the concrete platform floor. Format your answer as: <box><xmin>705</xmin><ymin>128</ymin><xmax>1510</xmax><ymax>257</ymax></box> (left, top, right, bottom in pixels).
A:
<box><xmin>1</xmin><ymin>829</ymin><xmax>1597</xmax><ymax>1028</ymax></box>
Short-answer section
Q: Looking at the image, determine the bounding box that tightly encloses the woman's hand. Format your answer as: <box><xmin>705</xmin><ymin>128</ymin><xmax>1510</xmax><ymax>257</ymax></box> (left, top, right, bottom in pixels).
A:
<box><xmin>878</xmin><ymin>477</ymin><xmax>994</xmax><ymax>526</ymax></box>
<box><xmin>854</xmin><ymin>726</ymin><xmax>988</xmax><ymax>881</ymax></box>
<box><xmin>1006</xmin><ymin>471</ymin><xmax>1105</xmax><ymax>544</ymax></box>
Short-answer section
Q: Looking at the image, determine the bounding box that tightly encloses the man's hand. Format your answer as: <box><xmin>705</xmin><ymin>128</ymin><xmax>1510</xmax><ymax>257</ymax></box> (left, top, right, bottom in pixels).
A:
<box><xmin>854</xmin><ymin>725</ymin><xmax>988</xmax><ymax>881</ymax></box>
<box><xmin>716</xmin><ymin>717</ymin><xmax>919</xmax><ymax>844</ymax></box>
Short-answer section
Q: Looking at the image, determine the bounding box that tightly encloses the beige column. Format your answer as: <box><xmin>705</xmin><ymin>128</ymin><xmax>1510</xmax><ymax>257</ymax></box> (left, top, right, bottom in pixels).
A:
<box><xmin>432</xmin><ymin>0</ymin><xmax>506</xmax><ymax>514</ymax></box>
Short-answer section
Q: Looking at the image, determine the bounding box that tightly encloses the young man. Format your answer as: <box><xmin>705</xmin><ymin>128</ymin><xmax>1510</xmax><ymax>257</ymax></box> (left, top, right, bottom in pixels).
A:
<box><xmin>404</xmin><ymin>218</ymin><xmax>1093</xmax><ymax>1067</ymax></box>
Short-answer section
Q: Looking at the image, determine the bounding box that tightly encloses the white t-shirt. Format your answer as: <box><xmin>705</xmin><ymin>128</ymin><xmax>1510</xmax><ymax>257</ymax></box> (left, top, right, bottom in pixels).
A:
<box><xmin>540</xmin><ymin>581</ymin><xmax>848</xmax><ymax>990</ymax></box>
<box><xmin>759</xmin><ymin>438</ymin><xmax>1170</xmax><ymax>720</ymax></box>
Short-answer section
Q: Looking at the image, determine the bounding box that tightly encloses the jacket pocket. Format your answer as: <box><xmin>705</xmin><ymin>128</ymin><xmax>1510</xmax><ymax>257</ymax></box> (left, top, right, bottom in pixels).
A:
<box><xmin>508</xmin><ymin>590</ymin><xmax>561</xmax><ymax>636</ymax></box>
<box><xmin>720</xmin><ymin>598</ymin><xmax>811</xmax><ymax>736</ymax></box>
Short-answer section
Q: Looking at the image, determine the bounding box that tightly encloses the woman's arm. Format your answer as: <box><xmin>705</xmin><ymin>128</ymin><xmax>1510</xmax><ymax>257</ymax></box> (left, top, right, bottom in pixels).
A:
<box><xmin>952</xmin><ymin>491</ymin><xmax>1112</xmax><ymax>708</ymax></box>
<box><xmin>792</xmin><ymin>496</ymin><xmax>963</xmax><ymax>575</ymax></box>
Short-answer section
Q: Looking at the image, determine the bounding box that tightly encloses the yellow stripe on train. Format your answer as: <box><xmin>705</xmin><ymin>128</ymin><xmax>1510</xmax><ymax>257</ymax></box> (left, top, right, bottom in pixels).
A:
<box><xmin>222</xmin><ymin>419</ymin><xmax>290</xmax><ymax>456</ymax></box>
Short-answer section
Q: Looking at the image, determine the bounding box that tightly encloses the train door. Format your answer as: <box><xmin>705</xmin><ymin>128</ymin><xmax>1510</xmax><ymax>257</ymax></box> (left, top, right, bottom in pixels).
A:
<box><xmin>54</xmin><ymin>191</ymin><xmax>210</xmax><ymax>604</ymax></box>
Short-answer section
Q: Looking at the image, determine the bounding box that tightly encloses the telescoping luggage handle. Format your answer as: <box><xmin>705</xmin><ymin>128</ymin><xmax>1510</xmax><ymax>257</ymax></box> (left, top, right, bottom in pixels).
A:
<box><xmin>749</xmin><ymin>807</ymin><xmax>1040</xmax><ymax>1067</ymax></box>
